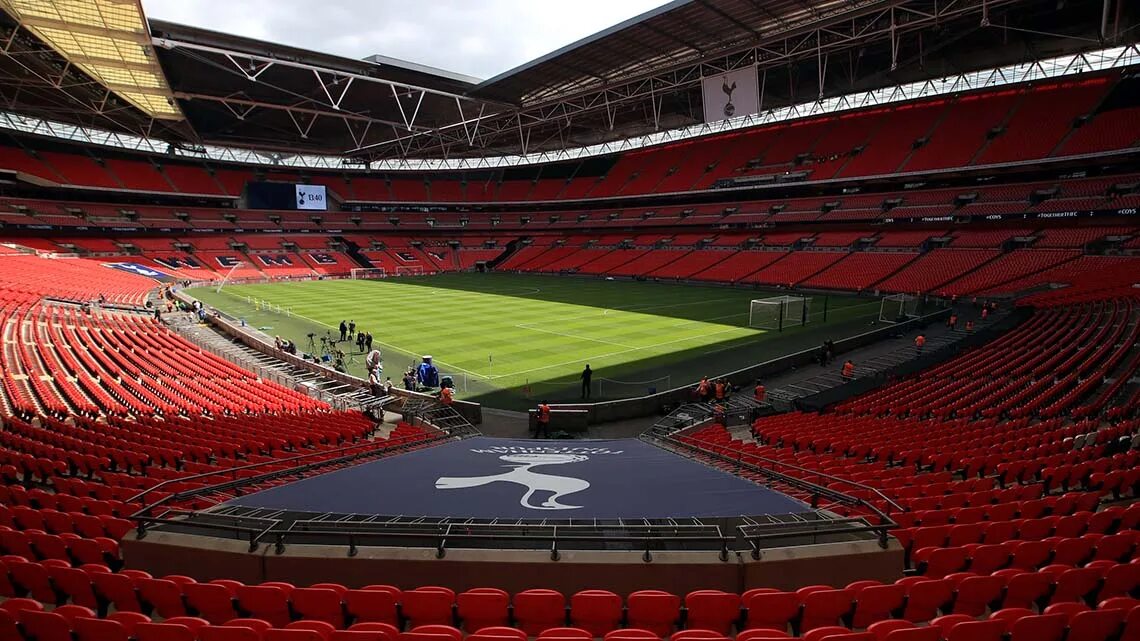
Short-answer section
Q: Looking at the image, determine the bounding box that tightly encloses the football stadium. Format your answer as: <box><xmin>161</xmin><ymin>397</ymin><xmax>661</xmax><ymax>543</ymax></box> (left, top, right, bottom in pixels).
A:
<box><xmin>0</xmin><ymin>0</ymin><xmax>1139</xmax><ymax>640</ymax></box>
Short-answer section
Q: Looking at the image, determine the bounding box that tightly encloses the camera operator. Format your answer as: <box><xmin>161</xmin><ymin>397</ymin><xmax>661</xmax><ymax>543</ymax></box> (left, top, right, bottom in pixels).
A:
<box><xmin>332</xmin><ymin>349</ymin><xmax>348</xmax><ymax>373</ymax></box>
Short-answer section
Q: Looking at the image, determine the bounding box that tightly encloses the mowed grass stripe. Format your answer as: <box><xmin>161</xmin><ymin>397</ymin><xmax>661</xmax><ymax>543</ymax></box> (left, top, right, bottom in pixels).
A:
<box><xmin>191</xmin><ymin>274</ymin><xmax>878</xmax><ymax>407</ymax></box>
<box><xmin>197</xmin><ymin>275</ymin><xmax>760</xmax><ymax>381</ymax></box>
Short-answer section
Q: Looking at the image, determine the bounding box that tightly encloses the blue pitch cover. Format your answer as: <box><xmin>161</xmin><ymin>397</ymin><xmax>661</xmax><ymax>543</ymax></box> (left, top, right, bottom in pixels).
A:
<box><xmin>229</xmin><ymin>437</ymin><xmax>806</xmax><ymax>519</ymax></box>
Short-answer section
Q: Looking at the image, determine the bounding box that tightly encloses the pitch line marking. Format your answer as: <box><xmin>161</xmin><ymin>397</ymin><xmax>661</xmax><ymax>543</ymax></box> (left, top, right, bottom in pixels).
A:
<box><xmin>213</xmin><ymin>289</ymin><xmax>490</xmax><ymax>380</ymax></box>
<box><xmin>487</xmin><ymin>325</ymin><xmax>753</xmax><ymax>380</ymax></box>
<box><xmin>512</xmin><ymin>322</ymin><xmax>637</xmax><ymax>349</ymax></box>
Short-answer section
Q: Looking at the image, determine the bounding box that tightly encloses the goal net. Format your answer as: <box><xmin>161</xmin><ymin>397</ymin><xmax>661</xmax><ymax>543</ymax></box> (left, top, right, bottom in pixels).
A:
<box><xmin>396</xmin><ymin>265</ymin><xmax>424</xmax><ymax>277</ymax></box>
<box><xmin>749</xmin><ymin>295</ymin><xmax>810</xmax><ymax>331</ymax></box>
<box><xmin>879</xmin><ymin>293</ymin><xmax>919</xmax><ymax>323</ymax></box>
<box><xmin>350</xmin><ymin>268</ymin><xmax>386</xmax><ymax>280</ymax></box>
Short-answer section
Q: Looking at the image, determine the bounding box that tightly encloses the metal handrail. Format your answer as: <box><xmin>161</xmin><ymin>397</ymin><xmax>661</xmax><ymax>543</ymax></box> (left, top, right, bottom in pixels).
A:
<box><xmin>129</xmin><ymin>432</ymin><xmax>452</xmax><ymax>520</ymax></box>
<box><xmin>660</xmin><ymin>433</ymin><xmax>903</xmax><ymax>519</ymax></box>
<box><xmin>737</xmin><ymin>516</ymin><xmax>893</xmax><ymax>559</ymax></box>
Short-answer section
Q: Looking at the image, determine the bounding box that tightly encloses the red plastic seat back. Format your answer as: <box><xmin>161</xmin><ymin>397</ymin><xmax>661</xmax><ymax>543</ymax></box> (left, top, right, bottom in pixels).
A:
<box><xmin>744</xmin><ymin>592</ymin><xmax>799</xmax><ymax>632</ymax></box>
<box><xmin>345</xmin><ymin>588</ymin><xmax>400</xmax><ymax>626</ymax></box>
<box><xmin>628</xmin><ymin>590</ymin><xmax>681</xmax><ymax>637</ymax></box>
<box><xmin>570</xmin><ymin>590</ymin><xmax>624</xmax><ymax>636</ymax></box>
<box><xmin>684</xmin><ymin>590</ymin><xmax>741</xmax><ymax>635</ymax></box>
<box><xmin>401</xmin><ymin>587</ymin><xmax>456</xmax><ymax>628</ymax></box>
<box><xmin>456</xmin><ymin>588</ymin><xmax>510</xmax><ymax>632</ymax></box>
<box><xmin>514</xmin><ymin>589</ymin><xmax>567</xmax><ymax>636</ymax></box>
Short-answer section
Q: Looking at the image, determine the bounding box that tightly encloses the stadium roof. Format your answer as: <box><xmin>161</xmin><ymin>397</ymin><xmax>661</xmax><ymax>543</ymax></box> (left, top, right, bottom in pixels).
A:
<box><xmin>0</xmin><ymin>0</ymin><xmax>1133</xmax><ymax>163</ymax></box>
<box><xmin>476</xmin><ymin>0</ymin><xmax>878</xmax><ymax>104</ymax></box>
<box><xmin>0</xmin><ymin>0</ymin><xmax>181</xmax><ymax>120</ymax></box>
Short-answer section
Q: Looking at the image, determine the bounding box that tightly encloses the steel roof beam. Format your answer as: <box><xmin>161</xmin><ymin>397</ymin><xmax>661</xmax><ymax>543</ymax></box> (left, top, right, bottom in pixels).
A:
<box><xmin>153</xmin><ymin>37</ymin><xmax>513</xmax><ymax>109</ymax></box>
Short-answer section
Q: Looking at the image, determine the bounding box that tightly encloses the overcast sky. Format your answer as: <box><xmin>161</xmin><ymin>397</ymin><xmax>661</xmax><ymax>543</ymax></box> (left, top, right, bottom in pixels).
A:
<box><xmin>141</xmin><ymin>0</ymin><xmax>672</xmax><ymax>80</ymax></box>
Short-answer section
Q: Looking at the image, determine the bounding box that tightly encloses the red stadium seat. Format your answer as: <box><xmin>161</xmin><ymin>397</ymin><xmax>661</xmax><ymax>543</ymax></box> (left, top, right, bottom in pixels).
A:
<box><xmin>410</xmin><ymin>625</ymin><xmax>463</xmax><ymax>641</ymax></box>
<box><xmin>199</xmin><ymin>625</ymin><xmax>264</xmax><ymax>641</ymax></box>
<box><xmin>683</xmin><ymin>590</ymin><xmax>741</xmax><ymax>634</ymax></box>
<box><xmin>21</xmin><ymin>609</ymin><xmax>77</xmax><ymax>641</ymax></box>
<box><xmin>513</xmin><ymin>589</ymin><xmax>567</xmax><ymax>635</ymax></box>
<box><xmin>571</xmin><ymin>590</ymin><xmax>624</xmax><ymax>636</ymax></box>
<box><xmin>538</xmin><ymin>627</ymin><xmax>592</xmax><ymax>639</ymax></box>
<box><xmin>799</xmin><ymin>588</ymin><xmax>854</xmax><ymax>631</ymax></box>
<box><xmin>744</xmin><ymin>591</ymin><xmax>799</xmax><ymax>632</ymax></box>
<box><xmin>236</xmin><ymin>584</ymin><xmax>292</xmax><ymax>627</ymax></box>
<box><xmin>457</xmin><ymin>588</ymin><xmax>510</xmax><ymax>632</ymax></box>
<box><xmin>184</xmin><ymin>582</ymin><xmax>240</xmax><ymax>624</ymax></box>
<box><xmin>851</xmin><ymin>584</ymin><xmax>906</xmax><ymax>627</ymax></box>
<box><xmin>346</xmin><ymin>587</ymin><xmax>401</xmax><ymax>626</ymax></box>
<box><xmin>402</xmin><ymin>587</ymin><xmax>456</xmax><ymax>628</ymax></box>
<box><xmin>1066</xmin><ymin>608</ymin><xmax>1128</xmax><ymax>641</ymax></box>
<box><xmin>1006</xmin><ymin>614</ymin><xmax>1067</xmax><ymax>641</ymax></box>
<box><xmin>291</xmin><ymin>587</ymin><xmax>347</xmax><ymax>628</ymax></box>
<box><xmin>628</xmin><ymin>591</ymin><xmax>681</xmax><ymax>637</ymax></box>
<box><xmin>736</xmin><ymin>630</ymin><xmax>791</xmax><ymax>640</ymax></box>
<box><xmin>472</xmin><ymin>626</ymin><xmax>527</xmax><ymax>641</ymax></box>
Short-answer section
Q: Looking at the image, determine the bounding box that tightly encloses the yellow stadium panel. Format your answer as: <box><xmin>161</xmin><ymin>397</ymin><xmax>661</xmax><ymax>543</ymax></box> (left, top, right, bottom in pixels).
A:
<box><xmin>0</xmin><ymin>0</ymin><xmax>182</xmax><ymax>119</ymax></box>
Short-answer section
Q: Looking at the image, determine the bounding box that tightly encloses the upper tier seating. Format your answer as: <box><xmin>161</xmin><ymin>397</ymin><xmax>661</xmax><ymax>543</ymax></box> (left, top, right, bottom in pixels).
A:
<box><xmin>0</xmin><ymin>73</ymin><xmax>1136</xmax><ymax>203</ymax></box>
<box><xmin>800</xmin><ymin>252</ymin><xmax>918</xmax><ymax>292</ymax></box>
<box><xmin>937</xmin><ymin>250</ymin><xmax>1081</xmax><ymax>297</ymax></box>
<box><xmin>875</xmin><ymin>250</ymin><xmax>1001</xmax><ymax>294</ymax></box>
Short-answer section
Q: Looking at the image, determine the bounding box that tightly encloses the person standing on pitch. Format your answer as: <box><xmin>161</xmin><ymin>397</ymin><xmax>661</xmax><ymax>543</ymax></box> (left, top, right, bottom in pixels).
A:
<box><xmin>348</xmin><ymin>320</ymin><xmax>356</xmax><ymax>340</ymax></box>
<box><xmin>338</xmin><ymin>320</ymin><xmax>347</xmax><ymax>342</ymax></box>
<box><xmin>581</xmin><ymin>364</ymin><xmax>593</xmax><ymax>399</ymax></box>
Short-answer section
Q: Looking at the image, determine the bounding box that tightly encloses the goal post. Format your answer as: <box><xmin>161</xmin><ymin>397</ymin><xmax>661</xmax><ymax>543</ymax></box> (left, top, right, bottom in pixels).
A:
<box><xmin>879</xmin><ymin>293</ymin><xmax>919</xmax><ymax>323</ymax></box>
<box><xmin>350</xmin><ymin>268</ymin><xmax>386</xmax><ymax>280</ymax></box>
<box><xmin>749</xmin><ymin>295</ymin><xmax>810</xmax><ymax>331</ymax></box>
<box><xmin>395</xmin><ymin>265</ymin><xmax>424</xmax><ymax>277</ymax></box>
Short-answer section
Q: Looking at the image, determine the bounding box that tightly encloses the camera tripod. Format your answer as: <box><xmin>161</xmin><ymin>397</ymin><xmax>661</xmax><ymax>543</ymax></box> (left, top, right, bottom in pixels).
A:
<box><xmin>306</xmin><ymin>334</ymin><xmax>317</xmax><ymax>352</ymax></box>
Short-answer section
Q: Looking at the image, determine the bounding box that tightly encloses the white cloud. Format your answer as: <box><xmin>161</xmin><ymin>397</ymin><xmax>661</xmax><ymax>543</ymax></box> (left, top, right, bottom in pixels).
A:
<box><xmin>140</xmin><ymin>0</ymin><xmax>672</xmax><ymax>80</ymax></box>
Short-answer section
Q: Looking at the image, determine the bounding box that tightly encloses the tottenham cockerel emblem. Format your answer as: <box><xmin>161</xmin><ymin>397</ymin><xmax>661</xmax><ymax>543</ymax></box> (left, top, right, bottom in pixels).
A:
<box><xmin>435</xmin><ymin>453</ymin><xmax>590</xmax><ymax>510</ymax></box>
<box><xmin>722</xmin><ymin>77</ymin><xmax>738</xmax><ymax>117</ymax></box>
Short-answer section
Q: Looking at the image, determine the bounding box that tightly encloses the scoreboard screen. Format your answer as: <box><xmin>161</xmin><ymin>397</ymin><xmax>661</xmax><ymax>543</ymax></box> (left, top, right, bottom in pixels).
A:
<box><xmin>246</xmin><ymin>182</ymin><xmax>327</xmax><ymax>211</ymax></box>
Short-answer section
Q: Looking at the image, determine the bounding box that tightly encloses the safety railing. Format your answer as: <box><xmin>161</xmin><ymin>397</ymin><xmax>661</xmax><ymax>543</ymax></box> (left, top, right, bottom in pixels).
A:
<box><xmin>653</xmin><ymin>431</ymin><xmax>900</xmax><ymax>529</ymax></box>
<box><xmin>130</xmin><ymin>431</ymin><xmax>456</xmax><ymax>537</ymax></box>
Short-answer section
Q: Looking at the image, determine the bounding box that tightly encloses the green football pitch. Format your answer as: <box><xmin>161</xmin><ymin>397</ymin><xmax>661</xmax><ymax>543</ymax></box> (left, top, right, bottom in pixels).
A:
<box><xmin>190</xmin><ymin>273</ymin><xmax>883</xmax><ymax>410</ymax></box>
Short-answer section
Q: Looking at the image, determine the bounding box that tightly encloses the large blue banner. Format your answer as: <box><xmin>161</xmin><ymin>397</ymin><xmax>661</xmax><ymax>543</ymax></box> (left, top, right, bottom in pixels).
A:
<box><xmin>103</xmin><ymin>262</ymin><xmax>174</xmax><ymax>282</ymax></box>
<box><xmin>230</xmin><ymin>437</ymin><xmax>806</xmax><ymax>519</ymax></box>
